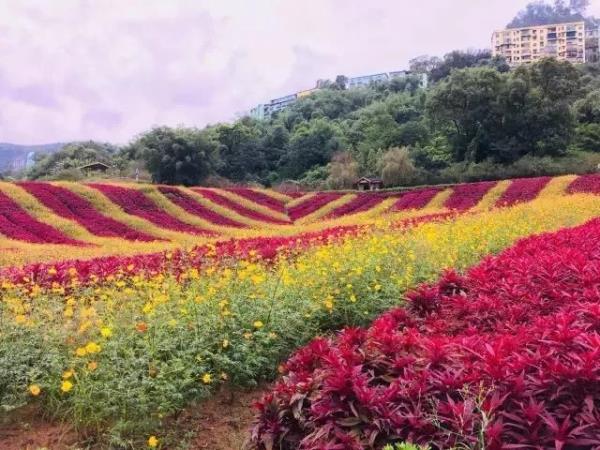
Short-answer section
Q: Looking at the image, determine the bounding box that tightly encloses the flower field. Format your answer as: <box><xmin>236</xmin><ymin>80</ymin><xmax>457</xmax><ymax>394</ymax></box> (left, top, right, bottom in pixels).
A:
<box><xmin>2</xmin><ymin>174</ymin><xmax>600</xmax><ymax>448</ymax></box>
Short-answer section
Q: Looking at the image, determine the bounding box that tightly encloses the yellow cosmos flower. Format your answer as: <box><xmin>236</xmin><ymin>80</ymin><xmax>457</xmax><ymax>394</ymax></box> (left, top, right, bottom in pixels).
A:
<box><xmin>253</xmin><ymin>320</ymin><xmax>264</xmax><ymax>329</ymax></box>
<box><xmin>201</xmin><ymin>373</ymin><xmax>212</xmax><ymax>384</ymax></box>
<box><xmin>61</xmin><ymin>380</ymin><xmax>73</xmax><ymax>393</ymax></box>
<box><xmin>147</xmin><ymin>435</ymin><xmax>159</xmax><ymax>448</ymax></box>
<box><xmin>75</xmin><ymin>347</ymin><xmax>87</xmax><ymax>357</ymax></box>
<box><xmin>29</xmin><ymin>384</ymin><xmax>41</xmax><ymax>396</ymax></box>
<box><xmin>62</xmin><ymin>369</ymin><xmax>74</xmax><ymax>379</ymax></box>
<box><xmin>85</xmin><ymin>341</ymin><xmax>101</xmax><ymax>354</ymax></box>
<box><xmin>100</xmin><ymin>327</ymin><xmax>112</xmax><ymax>338</ymax></box>
<box><xmin>14</xmin><ymin>314</ymin><xmax>26</xmax><ymax>325</ymax></box>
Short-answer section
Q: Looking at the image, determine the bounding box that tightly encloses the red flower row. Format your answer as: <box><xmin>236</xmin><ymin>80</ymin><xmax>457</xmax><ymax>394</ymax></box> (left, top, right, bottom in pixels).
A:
<box><xmin>444</xmin><ymin>181</ymin><xmax>497</xmax><ymax>210</ymax></box>
<box><xmin>392</xmin><ymin>187</ymin><xmax>442</xmax><ymax>211</ymax></box>
<box><xmin>225</xmin><ymin>188</ymin><xmax>287</xmax><ymax>214</ymax></box>
<box><xmin>159</xmin><ymin>186</ymin><xmax>246</xmax><ymax>228</ymax></box>
<box><xmin>287</xmin><ymin>193</ymin><xmax>344</xmax><ymax>221</ymax></box>
<box><xmin>20</xmin><ymin>182</ymin><xmax>157</xmax><ymax>241</ymax></box>
<box><xmin>0</xmin><ymin>213</ymin><xmax>453</xmax><ymax>289</ymax></box>
<box><xmin>0</xmin><ymin>190</ymin><xmax>83</xmax><ymax>245</ymax></box>
<box><xmin>90</xmin><ymin>184</ymin><xmax>215</xmax><ymax>236</ymax></box>
<box><xmin>249</xmin><ymin>217</ymin><xmax>600</xmax><ymax>449</ymax></box>
<box><xmin>568</xmin><ymin>173</ymin><xmax>600</xmax><ymax>195</ymax></box>
<box><xmin>326</xmin><ymin>193</ymin><xmax>396</xmax><ymax>219</ymax></box>
<box><xmin>193</xmin><ymin>188</ymin><xmax>290</xmax><ymax>225</ymax></box>
<box><xmin>496</xmin><ymin>176</ymin><xmax>550</xmax><ymax>207</ymax></box>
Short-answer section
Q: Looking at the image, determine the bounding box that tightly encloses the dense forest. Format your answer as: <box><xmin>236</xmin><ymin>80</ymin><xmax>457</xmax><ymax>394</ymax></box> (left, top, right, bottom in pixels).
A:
<box><xmin>19</xmin><ymin>0</ymin><xmax>600</xmax><ymax>189</ymax></box>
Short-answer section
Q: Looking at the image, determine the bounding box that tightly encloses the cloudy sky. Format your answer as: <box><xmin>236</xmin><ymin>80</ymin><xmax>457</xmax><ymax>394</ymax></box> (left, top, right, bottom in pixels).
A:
<box><xmin>1</xmin><ymin>0</ymin><xmax>599</xmax><ymax>145</ymax></box>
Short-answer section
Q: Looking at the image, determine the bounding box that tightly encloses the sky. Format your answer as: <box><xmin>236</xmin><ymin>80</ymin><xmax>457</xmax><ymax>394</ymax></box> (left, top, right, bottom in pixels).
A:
<box><xmin>1</xmin><ymin>0</ymin><xmax>600</xmax><ymax>145</ymax></box>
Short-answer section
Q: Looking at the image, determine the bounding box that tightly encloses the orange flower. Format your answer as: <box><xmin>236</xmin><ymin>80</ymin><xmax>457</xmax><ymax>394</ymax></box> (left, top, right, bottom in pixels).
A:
<box><xmin>136</xmin><ymin>322</ymin><xmax>148</xmax><ymax>333</ymax></box>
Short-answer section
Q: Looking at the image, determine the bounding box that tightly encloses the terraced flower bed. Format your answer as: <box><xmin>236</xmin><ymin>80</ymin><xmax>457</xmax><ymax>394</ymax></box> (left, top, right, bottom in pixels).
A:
<box><xmin>1</xmin><ymin>174</ymin><xmax>600</xmax><ymax>448</ymax></box>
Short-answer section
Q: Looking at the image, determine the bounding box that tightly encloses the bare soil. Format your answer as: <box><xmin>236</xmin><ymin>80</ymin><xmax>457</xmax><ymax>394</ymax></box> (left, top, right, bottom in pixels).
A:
<box><xmin>0</xmin><ymin>387</ymin><xmax>263</xmax><ymax>450</ymax></box>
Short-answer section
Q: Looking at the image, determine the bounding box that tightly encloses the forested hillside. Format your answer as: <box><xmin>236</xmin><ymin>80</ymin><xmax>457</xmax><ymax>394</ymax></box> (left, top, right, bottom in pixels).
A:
<box><xmin>11</xmin><ymin>0</ymin><xmax>600</xmax><ymax>189</ymax></box>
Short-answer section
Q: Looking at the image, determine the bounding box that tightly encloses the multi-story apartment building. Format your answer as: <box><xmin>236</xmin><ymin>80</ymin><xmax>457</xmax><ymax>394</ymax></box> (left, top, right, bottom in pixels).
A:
<box><xmin>249</xmin><ymin>70</ymin><xmax>428</xmax><ymax>120</ymax></box>
<box><xmin>346</xmin><ymin>72</ymin><xmax>390</xmax><ymax>88</ymax></box>
<box><xmin>492</xmin><ymin>21</ymin><xmax>586</xmax><ymax>66</ymax></box>
<box><xmin>586</xmin><ymin>26</ymin><xmax>600</xmax><ymax>63</ymax></box>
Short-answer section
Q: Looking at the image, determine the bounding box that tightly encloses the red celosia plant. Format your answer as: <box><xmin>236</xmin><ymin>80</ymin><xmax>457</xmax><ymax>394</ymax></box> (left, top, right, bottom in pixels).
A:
<box><xmin>288</xmin><ymin>193</ymin><xmax>344</xmax><ymax>221</ymax></box>
<box><xmin>444</xmin><ymin>181</ymin><xmax>496</xmax><ymax>210</ymax></box>
<box><xmin>193</xmin><ymin>188</ymin><xmax>291</xmax><ymax>224</ymax></box>
<box><xmin>392</xmin><ymin>188</ymin><xmax>442</xmax><ymax>211</ymax></box>
<box><xmin>20</xmin><ymin>182</ymin><xmax>157</xmax><ymax>241</ymax></box>
<box><xmin>495</xmin><ymin>177</ymin><xmax>551</xmax><ymax>207</ymax></box>
<box><xmin>225</xmin><ymin>188</ymin><xmax>287</xmax><ymax>214</ymax></box>
<box><xmin>159</xmin><ymin>186</ymin><xmax>246</xmax><ymax>228</ymax></box>
<box><xmin>327</xmin><ymin>193</ymin><xmax>399</xmax><ymax>219</ymax></box>
<box><xmin>90</xmin><ymin>184</ymin><xmax>215</xmax><ymax>236</ymax></box>
<box><xmin>249</xmin><ymin>217</ymin><xmax>600</xmax><ymax>450</ymax></box>
<box><xmin>568</xmin><ymin>174</ymin><xmax>600</xmax><ymax>195</ymax></box>
<box><xmin>0</xmin><ymin>190</ymin><xmax>84</xmax><ymax>245</ymax></box>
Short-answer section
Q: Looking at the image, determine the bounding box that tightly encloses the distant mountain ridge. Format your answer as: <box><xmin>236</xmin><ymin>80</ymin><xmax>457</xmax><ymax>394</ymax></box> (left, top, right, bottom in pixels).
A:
<box><xmin>0</xmin><ymin>142</ymin><xmax>65</xmax><ymax>172</ymax></box>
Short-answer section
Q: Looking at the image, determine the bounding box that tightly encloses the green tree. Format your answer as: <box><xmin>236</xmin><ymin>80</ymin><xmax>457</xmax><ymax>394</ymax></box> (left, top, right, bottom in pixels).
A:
<box><xmin>426</xmin><ymin>67</ymin><xmax>505</xmax><ymax>162</ymax></box>
<box><xmin>379</xmin><ymin>147</ymin><xmax>417</xmax><ymax>187</ymax></box>
<box><xmin>214</xmin><ymin>121</ymin><xmax>266</xmax><ymax>182</ymax></box>
<box><xmin>280</xmin><ymin>119</ymin><xmax>344</xmax><ymax>179</ymax></box>
<box><xmin>130</xmin><ymin>126</ymin><xmax>218</xmax><ymax>186</ymax></box>
<box><xmin>28</xmin><ymin>141</ymin><xmax>118</xmax><ymax>180</ymax></box>
<box><xmin>327</xmin><ymin>151</ymin><xmax>359</xmax><ymax>189</ymax></box>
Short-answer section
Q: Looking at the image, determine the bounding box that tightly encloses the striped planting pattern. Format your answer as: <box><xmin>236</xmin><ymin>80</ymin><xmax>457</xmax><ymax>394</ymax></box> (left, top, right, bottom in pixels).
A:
<box><xmin>0</xmin><ymin>175</ymin><xmax>596</xmax><ymax>266</ymax></box>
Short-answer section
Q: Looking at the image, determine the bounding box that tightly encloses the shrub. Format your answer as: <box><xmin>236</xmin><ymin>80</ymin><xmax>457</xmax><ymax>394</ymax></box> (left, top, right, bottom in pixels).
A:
<box><xmin>249</xmin><ymin>216</ymin><xmax>600</xmax><ymax>449</ymax></box>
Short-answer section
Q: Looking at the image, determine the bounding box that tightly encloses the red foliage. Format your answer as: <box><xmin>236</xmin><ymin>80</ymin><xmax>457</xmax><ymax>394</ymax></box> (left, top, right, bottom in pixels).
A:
<box><xmin>568</xmin><ymin>174</ymin><xmax>600</xmax><ymax>195</ymax></box>
<box><xmin>20</xmin><ymin>182</ymin><xmax>157</xmax><ymax>241</ymax></box>
<box><xmin>288</xmin><ymin>193</ymin><xmax>344</xmax><ymax>221</ymax></box>
<box><xmin>159</xmin><ymin>186</ymin><xmax>246</xmax><ymax>228</ymax></box>
<box><xmin>0</xmin><ymin>190</ymin><xmax>84</xmax><ymax>245</ymax></box>
<box><xmin>90</xmin><ymin>184</ymin><xmax>215</xmax><ymax>236</ymax></box>
<box><xmin>496</xmin><ymin>177</ymin><xmax>551</xmax><ymax>207</ymax></box>
<box><xmin>193</xmin><ymin>188</ymin><xmax>291</xmax><ymax>224</ymax></box>
<box><xmin>444</xmin><ymin>181</ymin><xmax>497</xmax><ymax>210</ymax></box>
<box><xmin>249</xmin><ymin>218</ymin><xmax>600</xmax><ymax>450</ymax></box>
<box><xmin>327</xmin><ymin>193</ymin><xmax>399</xmax><ymax>219</ymax></box>
<box><xmin>225</xmin><ymin>188</ymin><xmax>287</xmax><ymax>214</ymax></box>
<box><xmin>392</xmin><ymin>188</ymin><xmax>442</xmax><ymax>211</ymax></box>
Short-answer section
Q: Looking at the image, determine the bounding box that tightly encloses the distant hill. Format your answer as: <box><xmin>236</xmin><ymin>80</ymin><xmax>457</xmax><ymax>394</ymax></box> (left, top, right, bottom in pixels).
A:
<box><xmin>0</xmin><ymin>142</ymin><xmax>65</xmax><ymax>172</ymax></box>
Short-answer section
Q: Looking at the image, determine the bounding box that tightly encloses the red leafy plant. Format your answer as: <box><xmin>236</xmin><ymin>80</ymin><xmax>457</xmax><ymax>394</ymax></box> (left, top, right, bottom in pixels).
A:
<box><xmin>496</xmin><ymin>177</ymin><xmax>551</xmax><ymax>207</ymax></box>
<box><xmin>20</xmin><ymin>182</ymin><xmax>157</xmax><ymax>241</ymax></box>
<box><xmin>249</xmin><ymin>217</ymin><xmax>600</xmax><ymax>450</ymax></box>
<box><xmin>90</xmin><ymin>183</ymin><xmax>215</xmax><ymax>236</ymax></box>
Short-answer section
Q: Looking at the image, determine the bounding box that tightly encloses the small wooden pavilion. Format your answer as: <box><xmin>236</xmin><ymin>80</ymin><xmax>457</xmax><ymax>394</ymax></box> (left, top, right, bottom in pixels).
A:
<box><xmin>79</xmin><ymin>162</ymin><xmax>111</xmax><ymax>176</ymax></box>
<box><xmin>355</xmin><ymin>176</ymin><xmax>384</xmax><ymax>191</ymax></box>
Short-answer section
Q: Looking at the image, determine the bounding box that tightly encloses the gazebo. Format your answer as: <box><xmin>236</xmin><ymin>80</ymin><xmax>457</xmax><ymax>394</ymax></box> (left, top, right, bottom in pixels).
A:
<box><xmin>355</xmin><ymin>176</ymin><xmax>384</xmax><ymax>191</ymax></box>
<box><xmin>79</xmin><ymin>162</ymin><xmax>111</xmax><ymax>176</ymax></box>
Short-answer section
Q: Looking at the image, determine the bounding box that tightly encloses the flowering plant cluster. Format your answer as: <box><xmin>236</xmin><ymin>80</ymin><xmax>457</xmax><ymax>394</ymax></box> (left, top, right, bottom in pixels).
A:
<box><xmin>568</xmin><ymin>173</ymin><xmax>600</xmax><ymax>195</ymax></box>
<box><xmin>326</xmin><ymin>193</ymin><xmax>396</xmax><ymax>219</ymax></box>
<box><xmin>158</xmin><ymin>186</ymin><xmax>246</xmax><ymax>228</ymax></box>
<box><xmin>225</xmin><ymin>188</ymin><xmax>288</xmax><ymax>214</ymax></box>
<box><xmin>0</xmin><ymin>190</ymin><xmax>83</xmax><ymax>245</ymax></box>
<box><xmin>250</xmin><ymin>216</ymin><xmax>600</xmax><ymax>449</ymax></box>
<box><xmin>392</xmin><ymin>188</ymin><xmax>442</xmax><ymax>211</ymax></box>
<box><xmin>21</xmin><ymin>182</ymin><xmax>157</xmax><ymax>241</ymax></box>
<box><xmin>193</xmin><ymin>188</ymin><xmax>291</xmax><ymax>224</ymax></box>
<box><xmin>90</xmin><ymin>184</ymin><xmax>215</xmax><ymax>236</ymax></box>
<box><xmin>3</xmin><ymin>194</ymin><xmax>600</xmax><ymax>445</ymax></box>
<box><xmin>288</xmin><ymin>193</ymin><xmax>345</xmax><ymax>221</ymax></box>
<box><xmin>495</xmin><ymin>176</ymin><xmax>550</xmax><ymax>206</ymax></box>
<box><xmin>444</xmin><ymin>181</ymin><xmax>497</xmax><ymax>210</ymax></box>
